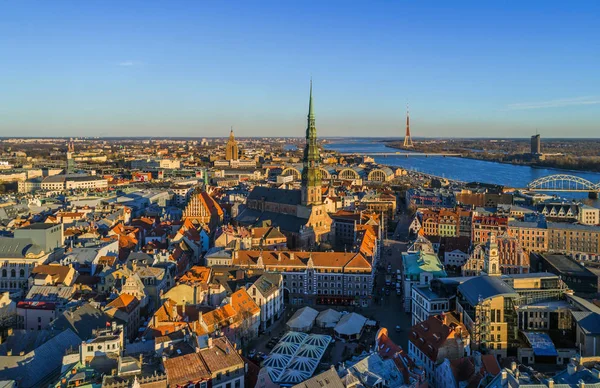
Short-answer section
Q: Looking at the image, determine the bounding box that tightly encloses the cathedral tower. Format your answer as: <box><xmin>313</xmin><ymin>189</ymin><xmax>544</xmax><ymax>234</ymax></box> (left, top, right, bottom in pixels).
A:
<box><xmin>301</xmin><ymin>81</ymin><xmax>322</xmax><ymax>206</ymax></box>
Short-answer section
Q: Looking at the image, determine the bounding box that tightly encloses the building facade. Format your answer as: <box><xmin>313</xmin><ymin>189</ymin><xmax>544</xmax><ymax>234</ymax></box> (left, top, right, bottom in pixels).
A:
<box><xmin>247</xmin><ymin>273</ymin><xmax>284</xmax><ymax>331</ymax></box>
<box><xmin>182</xmin><ymin>188</ymin><xmax>224</xmax><ymax>231</ymax></box>
<box><xmin>231</xmin><ymin>250</ymin><xmax>374</xmax><ymax>307</ymax></box>
<box><xmin>462</xmin><ymin>233</ymin><xmax>529</xmax><ymax>276</ymax></box>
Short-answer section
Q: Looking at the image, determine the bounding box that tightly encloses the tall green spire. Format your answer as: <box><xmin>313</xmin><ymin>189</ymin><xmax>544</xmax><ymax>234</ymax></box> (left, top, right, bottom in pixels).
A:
<box><xmin>308</xmin><ymin>79</ymin><xmax>314</xmax><ymax>119</ymax></box>
<box><xmin>302</xmin><ymin>80</ymin><xmax>322</xmax><ymax>206</ymax></box>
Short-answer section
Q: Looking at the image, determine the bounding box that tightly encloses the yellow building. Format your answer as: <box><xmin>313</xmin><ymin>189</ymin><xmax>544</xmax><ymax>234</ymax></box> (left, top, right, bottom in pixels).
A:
<box><xmin>225</xmin><ymin>128</ymin><xmax>239</xmax><ymax>161</ymax></box>
<box><xmin>508</xmin><ymin>220</ymin><xmax>548</xmax><ymax>253</ymax></box>
<box><xmin>457</xmin><ymin>276</ymin><xmax>519</xmax><ymax>358</ymax></box>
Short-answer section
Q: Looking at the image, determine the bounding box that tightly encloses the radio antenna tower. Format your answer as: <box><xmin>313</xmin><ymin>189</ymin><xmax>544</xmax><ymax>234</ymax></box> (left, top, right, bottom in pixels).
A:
<box><xmin>403</xmin><ymin>104</ymin><xmax>413</xmax><ymax>147</ymax></box>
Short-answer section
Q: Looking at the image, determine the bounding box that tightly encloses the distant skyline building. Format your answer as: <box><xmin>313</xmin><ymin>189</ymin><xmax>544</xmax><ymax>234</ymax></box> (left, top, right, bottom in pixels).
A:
<box><xmin>403</xmin><ymin>106</ymin><xmax>413</xmax><ymax>147</ymax></box>
<box><xmin>225</xmin><ymin>128</ymin><xmax>239</xmax><ymax>161</ymax></box>
<box><xmin>66</xmin><ymin>138</ymin><xmax>75</xmax><ymax>174</ymax></box>
<box><xmin>531</xmin><ymin>133</ymin><xmax>541</xmax><ymax>155</ymax></box>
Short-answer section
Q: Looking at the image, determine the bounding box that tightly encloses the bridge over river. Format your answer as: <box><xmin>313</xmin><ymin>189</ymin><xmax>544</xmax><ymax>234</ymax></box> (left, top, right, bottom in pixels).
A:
<box><xmin>525</xmin><ymin>174</ymin><xmax>600</xmax><ymax>198</ymax></box>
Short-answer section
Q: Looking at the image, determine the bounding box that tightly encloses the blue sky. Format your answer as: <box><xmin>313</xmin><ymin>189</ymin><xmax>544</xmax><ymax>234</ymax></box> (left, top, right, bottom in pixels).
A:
<box><xmin>0</xmin><ymin>1</ymin><xmax>598</xmax><ymax>138</ymax></box>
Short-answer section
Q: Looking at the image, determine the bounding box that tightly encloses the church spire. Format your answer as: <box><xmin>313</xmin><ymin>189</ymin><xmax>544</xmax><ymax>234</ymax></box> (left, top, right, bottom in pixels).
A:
<box><xmin>308</xmin><ymin>79</ymin><xmax>314</xmax><ymax>119</ymax></box>
<box><xmin>301</xmin><ymin>80</ymin><xmax>322</xmax><ymax>206</ymax></box>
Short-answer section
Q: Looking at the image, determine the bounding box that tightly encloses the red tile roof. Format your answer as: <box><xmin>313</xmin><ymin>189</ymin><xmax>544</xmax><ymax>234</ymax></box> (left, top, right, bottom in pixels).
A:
<box><xmin>163</xmin><ymin>353</ymin><xmax>210</xmax><ymax>386</ymax></box>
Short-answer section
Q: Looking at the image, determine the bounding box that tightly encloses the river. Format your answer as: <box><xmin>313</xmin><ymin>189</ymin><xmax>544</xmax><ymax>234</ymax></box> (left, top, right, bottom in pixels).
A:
<box><xmin>324</xmin><ymin>140</ymin><xmax>600</xmax><ymax>206</ymax></box>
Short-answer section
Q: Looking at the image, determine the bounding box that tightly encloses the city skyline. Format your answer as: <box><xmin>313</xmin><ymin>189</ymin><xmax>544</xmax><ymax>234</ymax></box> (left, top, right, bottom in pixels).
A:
<box><xmin>1</xmin><ymin>1</ymin><xmax>599</xmax><ymax>138</ymax></box>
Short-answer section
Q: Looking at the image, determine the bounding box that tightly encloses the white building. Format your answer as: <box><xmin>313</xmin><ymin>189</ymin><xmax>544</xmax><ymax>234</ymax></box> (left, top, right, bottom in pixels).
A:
<box><xmin>444</xmin><ymin>249</ymin><xmax>469</xmax><ymax>268</ymax></box>
<box><xmin>411</xmin><ymin>284</ymin><xmax>451</xmax><ymax>326</ymax></box>
<box><xmin>247</xmin><ymin>273</ymin><xmax>284</xmax><ymax>331</ymax></box>
<box><xmin>131</xmin><ymin>158</ymin><xmax>181</xmax><ymax>170</ymax></box>
<box><xmin>171</xmin><ymin>185</ymin><xmax>194</xmax><ymax>206</ymax></box>
<box><xmin>41</xmin><ymin>174</ymin><xmax>108</xmax><ymax>191</ymax></box>
<box><xmin>80</xmin><ymin>324</ymin><xmax>124</xmax><ymax>361</ymax></box>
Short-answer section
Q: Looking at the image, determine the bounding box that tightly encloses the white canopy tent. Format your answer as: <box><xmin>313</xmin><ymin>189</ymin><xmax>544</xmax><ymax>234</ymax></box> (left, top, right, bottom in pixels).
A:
<box><xmin>316</xmin><ymin>308</ymin><xmax>342</xmax><ymax>328</ymax></box>
<box><xmin>286</xmin><ymin>307</ymin><xmax>319</xmax><ymax>332</ymax></box>
<box><xmin>334</xmin><ymin>312</ymin><xmax>367</xmax><ymax>340</ymax></box>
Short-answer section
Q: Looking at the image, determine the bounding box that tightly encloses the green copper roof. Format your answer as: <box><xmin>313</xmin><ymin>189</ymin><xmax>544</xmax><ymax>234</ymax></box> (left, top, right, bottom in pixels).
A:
<box><xmin>402</xmin><ymin>251</ymin><xmax>447</xmax><ymax>279</ymax></box>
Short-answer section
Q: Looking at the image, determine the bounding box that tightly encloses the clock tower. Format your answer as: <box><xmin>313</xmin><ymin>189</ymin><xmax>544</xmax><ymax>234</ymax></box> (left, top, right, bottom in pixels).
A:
<box><xmin>483</xmin><ymin>232</ymin><xmax>501</xmax><ymax>276</ymax></box>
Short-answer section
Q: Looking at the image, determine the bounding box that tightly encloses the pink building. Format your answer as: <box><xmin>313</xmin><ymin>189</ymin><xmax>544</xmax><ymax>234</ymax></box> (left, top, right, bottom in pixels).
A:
<box><xmin>17</xmin><ymin>301</ymin><xmax>56</xmax><ymax>331</ymax></box>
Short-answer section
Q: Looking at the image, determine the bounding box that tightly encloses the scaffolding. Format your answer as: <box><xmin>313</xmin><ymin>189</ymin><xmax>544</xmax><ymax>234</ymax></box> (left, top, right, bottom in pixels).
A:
<box><xmin>473</xmin><ymin>296</ymin><xmax>492</xmax><ymax>352</ymax></box>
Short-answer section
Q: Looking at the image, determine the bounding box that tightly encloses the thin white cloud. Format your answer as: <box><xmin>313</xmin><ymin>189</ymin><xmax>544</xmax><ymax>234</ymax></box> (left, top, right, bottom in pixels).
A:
<box><xmin>507</xmin><ymin>96</ymin><xmax>600</xmax><ymax>110</ymax></box>
<box><xmin>117</xmin><ymin>60</ymin><xmax>143</xmax><ymax>67</ymax></box>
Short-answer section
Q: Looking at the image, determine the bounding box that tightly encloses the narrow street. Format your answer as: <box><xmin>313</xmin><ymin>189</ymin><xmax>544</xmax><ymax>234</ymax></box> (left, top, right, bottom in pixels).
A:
<box><xmin>362</xmin><ymin>238</ymin><xmax>412</xmax><ymax>349</ymax></box>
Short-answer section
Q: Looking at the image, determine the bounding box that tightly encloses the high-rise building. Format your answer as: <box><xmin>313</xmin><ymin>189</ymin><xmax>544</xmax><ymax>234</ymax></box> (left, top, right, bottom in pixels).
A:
<box><xmin>301</xmin><ymin>81</ymin><xmax>322</xmax><ymax>206</ymax></box>
<box><xmin>531</xmin><ymin>134</ymin><xmax>541</xmax><ymax>155</ymax></box>
<box><xmin>225</xmin><ymin>128</ymin><xmax>239</xmax><ymax>161</ymax></box>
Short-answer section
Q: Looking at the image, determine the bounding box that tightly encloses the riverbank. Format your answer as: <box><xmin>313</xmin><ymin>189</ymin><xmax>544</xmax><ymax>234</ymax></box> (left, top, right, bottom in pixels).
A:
<box><xmin>324</xmin><ymin>140</ymin><xmax>600</xmax><ymax>206</ymax></box>
<box><xmin>383</xmin><ymin>141</ymin><xmax>600</xmax><ymax>173</ymax></box>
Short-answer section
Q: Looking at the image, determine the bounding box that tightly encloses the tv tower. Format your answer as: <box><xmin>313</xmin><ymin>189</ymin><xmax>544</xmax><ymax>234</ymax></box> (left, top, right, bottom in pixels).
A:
<box><xmin>403</xmin><ymin>105</ymin><xmax>413</xmax><ymax>147</ymax></box>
